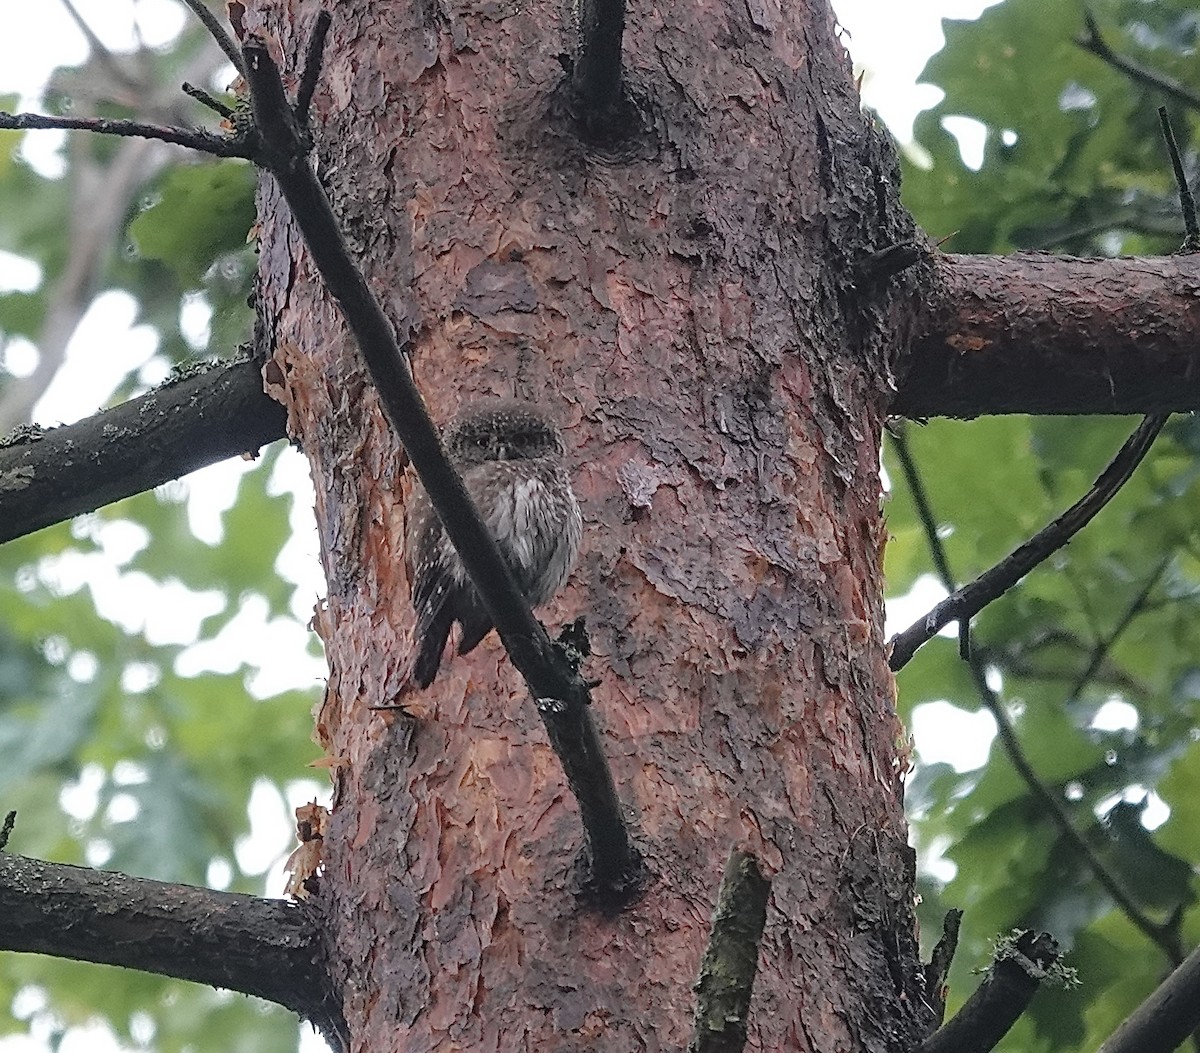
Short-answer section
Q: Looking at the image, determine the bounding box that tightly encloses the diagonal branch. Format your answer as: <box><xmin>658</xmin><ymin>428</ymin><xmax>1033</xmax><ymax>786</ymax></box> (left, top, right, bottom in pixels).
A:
<box><xmin>240</xmin><ymin>26</ymin><xmax>641</xmax><ymax>901</ymax></box>
<box><xmin>178</xmin><ymin>0</ymin><xmax>247</xmax><ymax>76</ymax></box>
<box><xmin>888</xmin><ymin>413</ymin><xmax>1167</xmax><ymax>671</ymax></box>
<box><xmin>889</xmin><ymin>431</ymin><xmax>1181</xmax><ymax>961</ymax></box>
<box><xmin>0</xmin><ymin>852</ymin><xmax>346</xmax><ymax>1047</ymax></box>
<box><xmin>1076</xmin><ymin>10</ymin><xmax>1200</xmax><ymax>113</ymax></box>
<box><xmin>1065</xmin><ymin>557</ymin><xmax>1169</xmax><ymax>705</ymax></box>
<box><xmin>964</xmin><ymin>650</ymin><xmax>1179</xmax><ymax>959</ymax></box>
<box><xmin>0</xmin><ymin>358</ymin><xmax>286</xmax><ymax>544</ymax></box>
<box><xmin>918</xmin><ymin>931</ymin><xmax>1063</xmax><ymax>1053</ymax></box>
<box><xmin>1096</xmin><ymin>938</ymin><xmax>1200</xmax><ymax>1053</ymax></box>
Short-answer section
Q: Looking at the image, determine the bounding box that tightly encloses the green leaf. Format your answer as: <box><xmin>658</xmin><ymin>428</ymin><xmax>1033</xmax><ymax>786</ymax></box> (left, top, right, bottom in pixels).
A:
<box><xmin>128</xmin><ymin>162</ymin><xmax>256</xmax><ymax>289</ymax></box>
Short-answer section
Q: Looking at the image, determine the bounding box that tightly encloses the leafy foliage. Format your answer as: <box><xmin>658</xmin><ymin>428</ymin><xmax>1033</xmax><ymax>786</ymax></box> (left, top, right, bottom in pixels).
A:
<box><xmin>893</xmin><ymin>2</ymin><xmax>1200</xmax><ymax>1049</ymax></box>
<box><xmin>0</xmin><ymin>11</ymin><xmax>314</xmax><ymax>1053</ymax></box>
<box><xmin>2</xmin><ymin>1</ymin><xmax>1199</xmax><ymax>1052</ymax></box>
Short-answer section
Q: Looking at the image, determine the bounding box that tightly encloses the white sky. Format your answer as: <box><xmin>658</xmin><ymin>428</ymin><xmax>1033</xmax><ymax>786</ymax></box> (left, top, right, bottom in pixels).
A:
<box><xmin>0</xmin><ymin>2</ymin><xmax>1007</xmax><ymax>1051</ymax></box>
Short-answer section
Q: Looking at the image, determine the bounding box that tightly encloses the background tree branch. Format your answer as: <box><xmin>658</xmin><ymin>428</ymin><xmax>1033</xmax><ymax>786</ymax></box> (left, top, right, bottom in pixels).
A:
<box><xmin>0</xmin><ymin>852</ymin><xmax>346</xmax><ymax>1044</ymax></box>
<box><xmin>0</xmin><ymin>357</ymin><xmax>285</xmax><ymax>543</ymax></box>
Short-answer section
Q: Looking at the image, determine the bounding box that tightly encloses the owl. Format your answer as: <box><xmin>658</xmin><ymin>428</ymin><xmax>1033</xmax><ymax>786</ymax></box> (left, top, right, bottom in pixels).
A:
<box><xmin>407</xmin><ymin>400</ymin><xmax>583</xmax><ymax>688</ymax></box>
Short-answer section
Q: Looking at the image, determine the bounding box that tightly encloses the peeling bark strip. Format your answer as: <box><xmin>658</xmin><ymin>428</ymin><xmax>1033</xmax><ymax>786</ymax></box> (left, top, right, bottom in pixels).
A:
<box><xmin>0</xmin><ymin>853</ymin><xmax>346</xmax><ymax>1043</ymax></box>
<box><xmin>899</xmin><ymin>253</ymin><xmax>1200</xmax><ymax>417</ymax></box>
<box><xmin>0</xmin><ymin>358</ymin><xmax>286</xmax><ymax>544</ymax></box>
<box><xmin>689</xmin><ymin>850</ymin><xmax>771</xmax><ymax>1053</ymax></box>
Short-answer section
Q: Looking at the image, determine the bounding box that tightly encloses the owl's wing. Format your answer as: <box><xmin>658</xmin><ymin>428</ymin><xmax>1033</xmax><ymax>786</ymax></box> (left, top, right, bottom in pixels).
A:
<box><xmin>409</xmin><ymin>504</ymin><xmax>458</xmax><ymax>687</ymax></box>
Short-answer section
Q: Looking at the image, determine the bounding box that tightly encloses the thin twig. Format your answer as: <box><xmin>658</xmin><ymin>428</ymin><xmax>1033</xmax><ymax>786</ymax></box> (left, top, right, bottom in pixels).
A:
<box><xmin>966</xmin><ymin>653</ymin><xmax>1179</xmax><ymax>958</ymax></box>
<box><xmin>1065</xmin><ymin>557</ymin><xmax>1169</xmax><ymax>704</ymax></box>
<box><xmin>918</xmin><ymin>931</ymin><xmax>1062</xmax><ymax>1053</ymax></box>
<box><xmin>890</xmin><ymin>425</ymin><xmax>956</xmax><ymax>590</ymax></box>
<box><xmin>178</xmin><ymin>0</ymin><xmax>247</xmax><ymax>76</ymax></box>
<box><xmin>182</xmin><ymin>81</ymin><xmax>236</xmax><ymax>119</ymax></box>
<box><xmin>58</xmin><ymin>0</ymin><xmax>140</xmax><ymax>91</ymax></box>
<box><xmin>1076</xmin><ymin>10</ymin><xmax>1200</xmax><ymax>112</ymax></box>
<box><xmin>240</xmin><ymin>26</ymin><xmax>641</xmax><ymax>901</ymax></box>
<box><xmin>1157</xmin><ymin>107</ymin><xmax>1200</xmax><ymax>249</ymax></box>
<box><xmin>0</xmin><ymin>812</ymin><xmax>14</xmax><ymax>851</ymax></box>
<box><xmin>889</xmin><ymin>414</ymin><xmax>1168</xmax><ymax>671</ymax></box>
<box><xmin>891</xmin><ymin>434</ymin><xmax>1182</xmax><ymax>961</ymax></box>
<box><xmin>689</xmin><ymin>850</ymin><xmax>772</xmax><ymax>1053</ymax></box>
<box><xmin>923</xmin><ymin>908</ymin><xmax>963</xmax><ymax>1027</ymax></box>
<box><xmin>296</xmin><ymin>10</ymin><xmax>333</xmax><ymax>127</ymax></box>
<box><xmin>0</xmin><ymin>110</ymin><xmax>250</xmax><ymax>158</ymax></box>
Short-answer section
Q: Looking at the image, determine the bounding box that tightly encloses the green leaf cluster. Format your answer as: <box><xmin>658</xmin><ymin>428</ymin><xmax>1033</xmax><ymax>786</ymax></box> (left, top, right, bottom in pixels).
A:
<box><xmin>894</xmin><ymin>3</ymin><xmax>1200</xmax><ymax>1049</ymax></box>
<box><xmin>0</xmin><ymin>22</ymin><xmax>312</xmax><ymax>1053</ymax></box>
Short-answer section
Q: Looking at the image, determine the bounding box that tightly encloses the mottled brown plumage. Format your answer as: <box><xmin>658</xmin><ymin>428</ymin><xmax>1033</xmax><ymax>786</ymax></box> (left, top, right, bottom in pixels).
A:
<box><xmin>407</xmin><ymin>400</ymin><xmax>582</xmax><ymax>688</ymax></box>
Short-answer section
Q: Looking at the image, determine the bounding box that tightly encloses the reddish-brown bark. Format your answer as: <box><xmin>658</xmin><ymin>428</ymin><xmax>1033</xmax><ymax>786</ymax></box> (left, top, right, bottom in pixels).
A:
<box><xmin>250</xmin><ymin>0</ymin><xmax>928</xmax><ymax>1049</ymax></box>
<box><xmin>899</xmin><ymin>252</ymin><xmax>1200</xmax><ymax>417</ymax></box>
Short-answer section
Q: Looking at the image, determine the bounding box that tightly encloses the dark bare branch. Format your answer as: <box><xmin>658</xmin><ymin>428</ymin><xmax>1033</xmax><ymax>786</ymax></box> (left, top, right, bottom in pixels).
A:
<box><xmin>918</xmin><ymin>931</ymin><xmax>1063</xmax><ymax>1053</ymax></box>
<box><xmin>889</xmin><ymin>432</ymin><xmax>1180</xmax><ymax>959</ymax></box>
<box><xmin>1077</xmin><ymin>10</ymin><xmax>1200</xmax><ymax>112</ymax></box>
<box><xmin>240</xmin><ymin>28</ymin><xmax>641</xmax><ymax>900</ymax></box>
<box><xmin>1157</xmin><ymin>107</ymin><xmax>1200</xmax><ymax>248</ymax></box>
<box><xmin>898</xmin><ymin>253</ymin><xmax>1200</xmax><ymax>418</ymax></box>
<box><xmin>572</xmin><ymin>0</ymin><xmax>626</xmax><ymax>130</ymax></box>
<box><xmin>888</xmin><ymin>414</ymin><xmax>1166</xmax><ymax>671</ymax></box>
<box><xmin>689</xmin><ymin>850</ymin><xmax>772</xmax><ymax>1053</ymax></box>
<box><xmin>178</xmin><ymin>0</ymin><xmax>247</xmax><ymax>76</ymax></box>
<box><xmin>0</xmin><ymin>109</ymin><xmax>250</xmax><ymax>157</ymax></box>
<box><xmin>182</xmin><ymin>81</ymin><xmax>237</xmax><ymax>119</ymax></box>
<box><xmin>0</xmin><ymin>358</ymin><xmax>286</xmax><ymax>545</ymax></box>
<box><xmin>923</xmin><ymin>909</ymin><xmax>963</xmax><ymax>1027</ymax></box>
<box><xmin>0</xmin><ymin>852</ymin><xmax>346</xmax><ymax>1045</ymax></box>
<box><xmin>964</xmin><ymin>651</ymin><xmax>1178</xmax><ymax>958</ymax></box>
<box><xmin>296</xmin><ymin>10</ymin><xmax>333</xmax><ymax>126</ymax></box>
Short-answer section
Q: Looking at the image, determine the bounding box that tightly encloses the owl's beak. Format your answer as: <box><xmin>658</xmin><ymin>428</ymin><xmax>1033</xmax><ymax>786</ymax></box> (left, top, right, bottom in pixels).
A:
<box><xmin>496</xmin><ymin>443</ymin><xmax>509</xmax><ymax>460</ymax></box>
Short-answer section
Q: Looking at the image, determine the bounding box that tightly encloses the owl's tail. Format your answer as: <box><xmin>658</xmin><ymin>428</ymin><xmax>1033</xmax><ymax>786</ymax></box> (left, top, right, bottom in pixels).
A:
<box><xmin>412</xmin><ymin>600</ymin><xmax>456</xmax><ymax>688</ymax></box>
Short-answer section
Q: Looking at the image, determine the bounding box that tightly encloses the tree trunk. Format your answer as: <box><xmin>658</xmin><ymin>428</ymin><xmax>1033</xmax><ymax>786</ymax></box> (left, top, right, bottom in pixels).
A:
<box><xmin>251</xmin><ymin>0</ymin><xmax>929</xmax><ymax>1048</ymax></box>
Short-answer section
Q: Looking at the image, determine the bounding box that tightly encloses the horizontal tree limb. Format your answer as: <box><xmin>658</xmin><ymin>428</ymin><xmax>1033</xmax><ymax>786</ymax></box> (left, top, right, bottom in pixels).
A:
<box><xmin>6</xmin><ymin>255</ymin><xmax>1200</xmax><ymax>549</ymax></box>
<box><xmin>897</xmin><ymin>252</ymin><xmax>1200</xmax><ymax>417</ymax></box>
<box><xmin>0</xmin><ymin>852</ymin><xmax>346</xmax><ymax>1045</ymax></box>
<box><xmin>0</xmin><ymin>358</ymin><xmax>287</xmax><ymax>544</ymax></box>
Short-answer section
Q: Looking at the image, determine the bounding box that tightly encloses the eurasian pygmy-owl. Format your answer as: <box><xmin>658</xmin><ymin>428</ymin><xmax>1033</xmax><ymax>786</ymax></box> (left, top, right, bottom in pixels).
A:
<box><xmin>407</xmin><ymin>400</ymin><xmax>582</xmax><ymax>688</ymax></box>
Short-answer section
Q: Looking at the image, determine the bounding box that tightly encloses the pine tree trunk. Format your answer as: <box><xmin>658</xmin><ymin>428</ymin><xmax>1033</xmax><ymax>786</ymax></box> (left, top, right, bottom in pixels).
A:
<box><xmin>250</xmin><ymin>0</ymin><xmax>930</xmax><ymax>1047</ymax></box>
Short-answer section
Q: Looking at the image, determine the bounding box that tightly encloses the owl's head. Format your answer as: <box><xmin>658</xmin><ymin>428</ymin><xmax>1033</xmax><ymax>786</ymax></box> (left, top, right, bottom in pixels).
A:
<box><xmin>445</xmin><ymin>400</ymin><xmax>566</xmax><ymax>464</ymax></box>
